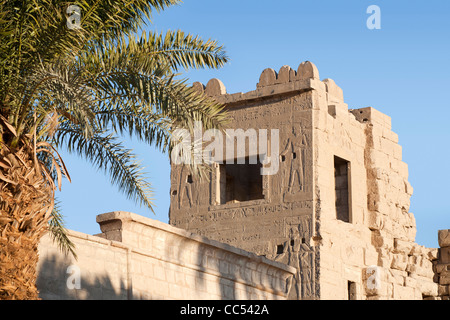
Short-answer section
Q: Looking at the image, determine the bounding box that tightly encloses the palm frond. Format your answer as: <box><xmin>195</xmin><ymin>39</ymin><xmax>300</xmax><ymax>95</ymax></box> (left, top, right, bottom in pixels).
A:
<box><xmin>48</xmin><ymin>200</ymin><xmax>77</xmax><ymax>260</ymax></box>
<box><xmin>141</xmin><ymin>30</ymin><xmax>229</xmax><ymax>71</ymax></box>
<box><xmin>55</xmin><ymin>126</ymin><xmax>155</xmax><ymax>212</ymax></box>
<box><xmin>93</xmin><ymin>71</ymin><xmax>228</xmax><ymax>138</ymax></box>
<box><xmin>0</xmin><ymin>0</ymin><xmax>229</xmax><ymax>262</ymax></box>
<box><xmin>77</xmin><ymin>29</ymin><xmax>229</xmax><ymax>77</ymax></box>
<box><xmin>14</xmin><ymin>59</ymin><xmax>97</xmax><ymax>140</ymax></box>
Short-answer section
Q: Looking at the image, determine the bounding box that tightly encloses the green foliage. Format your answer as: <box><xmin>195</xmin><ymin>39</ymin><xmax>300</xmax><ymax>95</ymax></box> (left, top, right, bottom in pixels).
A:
<box><xmin>48</xmin><ymin>200</ymin><xmax>77</xmax><ymax>259</ymax></box>
<box><xmin>0</xmin><ymin>0</ymin><xmax>229</xmax><ymax>256</ymax></box>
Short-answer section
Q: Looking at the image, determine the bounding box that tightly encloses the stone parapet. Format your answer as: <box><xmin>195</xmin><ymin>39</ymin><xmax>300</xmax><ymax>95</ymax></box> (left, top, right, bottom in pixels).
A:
<box><xmin>37</xmin><ymin>212</ymin><xmax>296</xmax><ymax>300</ymax></box>
<box><xmin>192</xmin><ymin>61</ymin><xmax>328</xmax><ymax>108</ymax></box>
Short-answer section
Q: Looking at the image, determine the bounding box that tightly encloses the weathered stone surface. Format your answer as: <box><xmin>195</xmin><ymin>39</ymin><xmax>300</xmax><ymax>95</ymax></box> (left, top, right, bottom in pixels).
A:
<box><xmin>410</xmin><ymin>274</ymin><xmax>438</xmax><ymax>297</ymax></box>
<box><xmin>391</xmin><ymin>254</ymin><xmax>408</xmax><ymax>271</ymax></box>
<box><xmin>435</xmin><ymin>263</ymin><xmax>450</xmax><ymax>273</ymax></box>
<box><xmin>394</xmin><ymin>238</ymin><xmax>412</xmax><ymax>254</ymax></box>
<box><xmin>440</xmin><ymin>247</ymin><xmax>450</xmax><ymax>264</ymax></box>
<box><xmin>276</xmin><ymin>65</ymin><xmax>295</xmax><ymax>84</ymax></box>
<box><xmin>323</xmin><ymin>78</ymin><xmax>344</xmax><ymax>103</ymax></box>
<box><xmin>439</xmin><ymin>271</ymin><xmax>450</xmax><ymax>285</ymax></box>
<box><xmin>192</xmin><ymin>81</ymin><xmax>205</xmax><ymax>94</ymax></box>
<box><xmin>393</xmin><ymin>284</ymin><xmax>417</xmax><ymax>300</ymax></box>
<box><xmin>297</xmin><ymin>61</ymin><xmax>319</xmax><ymax>80</ymax></box>
<box><xmin>438</xmin><ymin>229</ymin><xmax>450</xmax><ymax>248</ymax></box>
<box><xmin>37</xmin><ymin>212</ymin><xmax>296</xmax><ymax>300</ymax></box>
<box><xmin>428</xmin><ymin>248</ymin><xmax>439</xmax><ymax>260</ymax></box>
<box><xmin>257</xmin><ymin>68</ymin><xmax>277</xmax><ymax>87</ymax></box>
<box><xmin>168</xmin><ymin>61</ymin><xmax>448</xmax><ymax>300</ymax></box>
<box><xmin>205</xmin><ymin>78</ymin><xmax>226</xmax><ymax>96</ymax></box>
<box><xmin>35</xmin><ymin>61</ymin><xmax>447</xmax><ymax>301</ymax></box>
<box><xmin>438</xmin><ymin>284</ymin><xmax>449</xmax><ymax>296</ymax></box>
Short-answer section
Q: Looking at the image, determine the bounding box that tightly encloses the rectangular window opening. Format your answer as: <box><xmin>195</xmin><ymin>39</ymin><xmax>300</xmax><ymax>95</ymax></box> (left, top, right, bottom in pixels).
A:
<box><xmin>348</xmin><ymin>281</ymin><xmax>357</xmax><ymax>300</ymax></box>
<box><xmin>334</xmin><ymin>156</ymin><xmax>351</xmax><ymax>223</ymax></box>
<box><xmin>218</xmin><ymin>156</ymin><xmax>264</xmax><ymax>204</ymax></box>
<box><xmin>276</xmin><ymin>244</ymin><xmax>284</xmax><ymax>254</ymax></box>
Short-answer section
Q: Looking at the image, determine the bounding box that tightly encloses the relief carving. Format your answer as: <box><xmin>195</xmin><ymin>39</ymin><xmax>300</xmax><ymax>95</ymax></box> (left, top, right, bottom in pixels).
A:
<box><xmin>281</xmin><ymin>125</ymin><xmax>310</xmax><ymax>203</ymax></box>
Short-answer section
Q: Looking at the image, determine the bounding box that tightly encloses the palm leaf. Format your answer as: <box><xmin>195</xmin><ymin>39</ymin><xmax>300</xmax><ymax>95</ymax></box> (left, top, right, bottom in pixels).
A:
<box><xmin>0</xmin><ymin>0</ymin><xmax>229</xmax><ymax>268</ymax></box>
<box><xmin>48</xmin><ymin>199</ymin><xmax>77</xmax><ymax>260</ymax></box>
<box><xmin>55</xmin><ymin>126</ymin><xmax>155</xmax><ymax>212</ymax></box>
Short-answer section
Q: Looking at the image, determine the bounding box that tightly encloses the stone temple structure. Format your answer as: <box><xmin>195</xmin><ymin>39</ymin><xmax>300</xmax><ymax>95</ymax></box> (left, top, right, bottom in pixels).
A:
<box><xmin>36</xmin><ymin>61</ymin><xmax>450</xmax><ymax>300</ymax></box>
<box><xmin>168</xmin><ymin>61</ymin><xmax>449</xmax><ymax>300</ymax></box>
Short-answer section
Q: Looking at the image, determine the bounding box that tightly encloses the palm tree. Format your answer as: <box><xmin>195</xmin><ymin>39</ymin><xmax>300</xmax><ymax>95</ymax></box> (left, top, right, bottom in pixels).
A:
<box><xmin>0</xmin><ymin>0</ymin><xmax>228</xmax><ymax>299</ymax></box>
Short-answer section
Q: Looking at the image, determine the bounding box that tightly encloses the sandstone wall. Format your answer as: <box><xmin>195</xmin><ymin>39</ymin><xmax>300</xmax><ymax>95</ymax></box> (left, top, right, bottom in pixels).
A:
<box><xmin>36</xmin><ymin>212</ymin><xmax>295</xmax><ymax>300</ymax></box>
<box><xmin>312</xmin><ymin>71</ymin><xmax>439</xmax><ymax>299</ymax></box>
<box><xmin>435</xmin><ymin>230</ymin><xmax>450</xmax><ymax>300</ymax></box>
<box><xmin>168</xmin><ymin>60</ymin><xmax>447</xmax><ymax>300</ymax></box>
<box><xmin>169</xmin><ymin>62</ymin><xmax>324</xmax><ymax>299</ymax></box>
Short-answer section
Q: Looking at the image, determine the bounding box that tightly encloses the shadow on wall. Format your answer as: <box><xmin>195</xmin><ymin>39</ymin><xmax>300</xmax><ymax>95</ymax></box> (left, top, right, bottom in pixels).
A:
<box><xmin>196</xmin><ymin>246</ymin><xmax>254</xmax><ymax>300</ymax></box>
<box><xmin>37</xmin><ymin>244</ymin><xmax>252</xmax><ymax>300</ymax></box>
<box><xmin>169</xmin><ymin>233</ymin><xmax>255</xmax><ymax>300</ymax></box>
<box><xmin>36</xmin><ymin>253</ymin><xmax>128</xmax><ymax>300</ymax></box>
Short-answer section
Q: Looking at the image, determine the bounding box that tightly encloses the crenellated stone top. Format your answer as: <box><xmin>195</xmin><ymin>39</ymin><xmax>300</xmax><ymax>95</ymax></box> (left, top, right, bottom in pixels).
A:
<box><xmin>191</xmin><ymin>61</ymin><xmax>397</xmax><ymax>129</ymax></box>
<box><xmin>192</xmin><ymin>61</ymin><xmax>344</xmax><ymax>106</ymax></box>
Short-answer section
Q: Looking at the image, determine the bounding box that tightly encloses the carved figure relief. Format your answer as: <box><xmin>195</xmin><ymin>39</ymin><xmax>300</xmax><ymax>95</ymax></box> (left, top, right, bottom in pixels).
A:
<box><xmin>178</xmin><ymin>167</ymin><xmax>195</xmax><ymax>209</ymax></box>
<box><xmin>281</xmin><ymin>125</ymin><xmax>309</xmax><ymax>202</ymax></box>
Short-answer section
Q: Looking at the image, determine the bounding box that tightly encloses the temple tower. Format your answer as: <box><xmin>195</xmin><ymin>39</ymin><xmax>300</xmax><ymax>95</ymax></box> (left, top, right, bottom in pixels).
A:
<box><xmin>169</xmin><ymin>61</ymin><xmax>437</xmax><ymax>300</ymax></box>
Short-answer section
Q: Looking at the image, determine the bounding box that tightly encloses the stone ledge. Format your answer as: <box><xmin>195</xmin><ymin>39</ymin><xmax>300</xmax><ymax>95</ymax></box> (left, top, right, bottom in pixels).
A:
<box><xmin>38</xmin><ymin>212</ymin><xmax>296</xmax><ymax>299</ymax></box>
<box><xmin>212</xmin><ymin>78</ymin><xmax>323</xmax><ymax>106</ymax></box>
<box><xmin>96</xmin><ymin>211</ymin><xmax>297</xmax><ymax>276</ymax></box>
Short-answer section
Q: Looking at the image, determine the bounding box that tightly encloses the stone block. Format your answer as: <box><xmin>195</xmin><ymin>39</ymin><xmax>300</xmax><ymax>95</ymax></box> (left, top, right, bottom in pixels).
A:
<box><xmin>350</xmin><ymin>107</ymin><xmax>391</xmax><ymax>129</ymax></box>
<box><xmin>393</xmin><ymin>284</ymin><xmax>415</xmax><ymax>300</ymax></box>
<box><xmin>323</xmin><ymin>78</ymin><xmax>344</xmax><ymax>104</ymax></box>
<box><xmin>192</xmin><ymin>81</ymin><xmax>205</xmax><ymax>94</ymax></box>
<box><xmin>409</xmin><ymin>244</ymin><xmax>425</xmax><ymax>255</ymax></box>
<box><xmin>435</xmin><ymin>263</ymin><xmax>450</xmax><ymax>274</ymax></box>
<box><xmin>391</xmin><ymin>254</ymin><xmax>408</xmax><ymax>271</ymax></box>
<box><xmin>393</xmin><ymin>238</ymin><xmax>412</xmax><ymax>254</ymax></box>
<box><xmin>393</xmin><ymin>144</ymin><xmax>403</xmax><ymax>161</ymax></box>
<box><xmin>297</xmin><ymin>61</ymin><xmax>320</xmax><ymax>80</ymax></box>
<box><xmin>382</xmin><ymin>127</ymin><xmax>399</xmax><ymax>144</ymax></box>
<box><xmin>428</xmin><ymin>248</ymin><xmax>439</xmax><ymax>260</ymax></box>
<box><xmin>438</xmin><ymin>284</ymin><xmax>449</xmax><ymax>296</ymax></box>
<box><xmin>438</xmin><ymin>230</ymin><xmax>450</xmax><ymax>248</ymax></box>
<box><xmin>276</xmin><ymin>65</ymin><xmax>295</xmax><ymax>84</ymax></box>
<box><xmin>368</xmin><ymin>149</ymin><xmax>390</xmax><ymax>169</ymax></box>
<box><xmin>439</xmin><ymin>271</ymin><xmax>450</xmax><ymax>285</ymax></box>
<box><xmin>257</xmin><ymin>68</ymin><xmax>276</xmax><ymax>88</ymax></box>
<box><xmin>439</xmin><ymin>247</ymin><xmax>450</xmax><ymax>264</ymax></box>
<box><xmin>205</xmin><ymin>78</ymin><xmax>226</xmax><ymax>96</ymax></box>
<box><xmin>403</xmin><ymin>180</ymin><xmax>413</xmax><ymax>196</ymax></box>
<box><xmin>410</xmin><ymin>274</ymin><xmax>439</xmax><ymax>297</ymax></box>
<box><xmin>404</xmin><ymin>276</ymin><xmax>417</xmax><ymax>288</ymax></box>
<box><xmin>367</xmin><ymin>211</ymin><xmax>384</xmax><ymax>231</ymax></box>
<box><xmin>364</xmin><ymin>248</ymin><xmax>379</xmax><ymax>266</ymax></box>
<box><xmin>389</xmin><ymin>269</ymin><xmax>406</xmax><ymax>285</ymax></box>
<box><xmin>390</xmin><ymin>159</ymin><xmax>409</xmax><ymax>179</ymax></box>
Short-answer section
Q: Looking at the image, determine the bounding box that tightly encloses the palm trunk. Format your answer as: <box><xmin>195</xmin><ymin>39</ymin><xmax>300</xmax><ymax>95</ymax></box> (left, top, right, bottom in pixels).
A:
<box><xmin>0</xmin><ymin>141</ymin><xmax>55</xmax><ymax>300</ymax></box>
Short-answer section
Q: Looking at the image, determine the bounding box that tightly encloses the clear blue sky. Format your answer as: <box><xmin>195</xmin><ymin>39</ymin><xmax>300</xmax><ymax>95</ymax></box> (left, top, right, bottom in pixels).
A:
<box><xmin>58</xmin><ymin>0</ymin><xmax>450</xmax><ymax>248</ymax></box>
